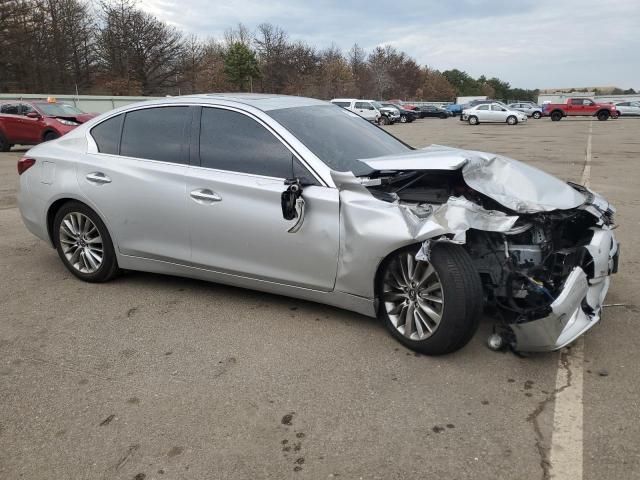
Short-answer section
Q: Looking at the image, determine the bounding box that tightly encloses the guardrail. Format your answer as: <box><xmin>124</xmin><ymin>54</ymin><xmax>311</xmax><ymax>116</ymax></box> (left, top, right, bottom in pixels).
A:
<box><xmin>0</xmin><ymin>94</ymin><xmax>162</xmax><ymax>114</ymax></box>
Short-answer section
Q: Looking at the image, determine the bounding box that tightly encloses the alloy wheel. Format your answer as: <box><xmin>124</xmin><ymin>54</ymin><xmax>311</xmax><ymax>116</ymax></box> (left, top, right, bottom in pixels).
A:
<box><xmin>58</xmin><ymin>212</ymin><xmax>104</xmax><ymax>273</ymax></box>
<box><xmin>382</xmin><ymin>251</ymin><xmax>444</xmax><ymax>341</ymax></box>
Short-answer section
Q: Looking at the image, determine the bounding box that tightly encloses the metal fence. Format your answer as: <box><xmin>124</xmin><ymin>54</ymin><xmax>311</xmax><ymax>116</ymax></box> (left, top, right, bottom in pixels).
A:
<box><xmin>0</xmin><ymin>94</ymin><xmax>162</xmax><ymax>113</ymax></box>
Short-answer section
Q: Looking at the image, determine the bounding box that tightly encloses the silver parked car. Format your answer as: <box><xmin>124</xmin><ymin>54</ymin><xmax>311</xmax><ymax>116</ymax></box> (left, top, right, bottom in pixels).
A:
<box><xmin>462</xmin><ymin>103</ymin><xmax>528</xmax><ymax>125</ymax></box>
<box><xmin>17</xmin><ymin>94</ymin><xmax>619</xmax><ymax>354</ymax></box>
<box><xmin>508</xmin><ymin>102</ymin><xmax>543</xmax><ymax>119</ymax></box>
<box><xmin>614</xmin><ymin>101</ymin><xmax>640</xmax><ymax>116</ymax></box>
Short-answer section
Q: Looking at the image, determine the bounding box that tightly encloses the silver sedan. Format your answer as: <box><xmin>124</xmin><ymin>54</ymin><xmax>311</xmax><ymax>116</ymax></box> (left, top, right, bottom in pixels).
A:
<box><xmin>462</xmin><ymin>103</ymin><xmax>528</xmax><ymax>125</ymax></box>
<box><xmin>17</xmin><ymin>94</ymin><xmax>619</xmax><ymax>354</ymax></box>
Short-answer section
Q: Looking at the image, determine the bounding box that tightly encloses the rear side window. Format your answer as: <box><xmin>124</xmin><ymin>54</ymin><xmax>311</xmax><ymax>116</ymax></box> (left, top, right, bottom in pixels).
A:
<box><xmin>332</xmin><ymin>102</ymin><xmax>350</xmax><ymax>108</ymax></box>
<box><xmin>477</xmin><ymin>105</ymin><xmax>489</xmax><ymax>111</ymax></box>
<box><xmin>120</xmin><ymin>107</ymin><xmax>189</xmax><ymax>163</ymax></box>
<box><xmin>1</xmin><ymin>103</ymin><xmax>20</xmax><ymax>115</ymax></box>
<box><xmin>354</xmin><ymin>102</ymin><xmax>372</xmax><ymax>109</ymax></box>
<box><xmin>199</xmin><ymin>107</ymin><xmax>297</xmax><ymax>179</ymax></box>
<box><xmin>91</xmin><ymin>114</ymin><xmax>124</xmax><ymax>155</ymax></box>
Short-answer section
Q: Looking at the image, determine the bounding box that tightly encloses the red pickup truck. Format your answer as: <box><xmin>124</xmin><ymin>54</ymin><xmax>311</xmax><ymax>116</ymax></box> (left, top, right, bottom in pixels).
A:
<box><xmin>542</xmin><ymin>98</ymin><xmax>617</xmax><ymax>121</ymax></box>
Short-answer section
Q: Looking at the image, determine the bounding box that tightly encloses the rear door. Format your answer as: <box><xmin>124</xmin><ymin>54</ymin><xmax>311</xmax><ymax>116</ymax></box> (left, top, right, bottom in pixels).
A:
<box><xmin>0</xmin><ymin>103</ymin><xmax>26</xmax><ymax>142</ymax></box>
<box><xmin>185</xmin><ymin>106</ymin><xmax>340</xmax><ymax>291</ymax></box>
<box><xmin>79</xmin><ymin>106</ymin><xmax>192</xmax><ymax>262</ymax></box>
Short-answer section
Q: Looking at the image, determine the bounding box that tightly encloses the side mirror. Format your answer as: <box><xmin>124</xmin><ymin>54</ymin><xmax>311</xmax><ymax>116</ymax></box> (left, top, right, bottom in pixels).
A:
<box><xmin>26</xmin><ymin>112</ymin><xmax>41</xmax><ymax>119</ymax></box>
<box><xmin>281</xmin><ymin>178</ymin><xmax>306</xmax><ymax>233</ymax></box>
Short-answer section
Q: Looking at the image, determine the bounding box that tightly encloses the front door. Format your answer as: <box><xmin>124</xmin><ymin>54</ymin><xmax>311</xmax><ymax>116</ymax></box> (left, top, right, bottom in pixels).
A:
<box><xmin>186</xmin><ymin>106</ymin><xmax>340</xmax><ymax>291</ymax></box>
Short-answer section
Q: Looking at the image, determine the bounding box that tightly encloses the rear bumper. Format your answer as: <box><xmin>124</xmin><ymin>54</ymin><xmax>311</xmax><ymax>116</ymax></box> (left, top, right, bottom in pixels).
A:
<box><xmin>510</xmin><ymin>227</ymin><xmax>619</xmax><ymax>352</ymax></box>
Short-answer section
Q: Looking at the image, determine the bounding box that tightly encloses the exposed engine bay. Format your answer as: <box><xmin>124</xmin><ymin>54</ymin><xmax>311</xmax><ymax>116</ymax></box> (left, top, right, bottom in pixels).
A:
<box><xmin>361</xmin><ymin>166</ymin><xmax>619</xmax><ymax>352</ymax></box>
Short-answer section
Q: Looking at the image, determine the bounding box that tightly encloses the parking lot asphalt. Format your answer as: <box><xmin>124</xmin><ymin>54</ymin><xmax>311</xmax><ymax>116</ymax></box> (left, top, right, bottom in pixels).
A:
<box><xmin>1</xmin><ymin>117</ymin><xmax>638</xmax><ymax>480</ymax></box>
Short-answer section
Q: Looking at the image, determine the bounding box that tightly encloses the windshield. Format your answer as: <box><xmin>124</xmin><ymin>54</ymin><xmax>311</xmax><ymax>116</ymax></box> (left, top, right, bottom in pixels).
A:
<box><xmin>36</xmin><ymin>103</ymin><xmax>84</xmax><ymax>116</ymax></box>
<box><xmin>371</xmin><ymin>101</ymin><xmax>383</xmax><ymax>109</ymax></box>
<box><xmin>268</xmin><ymin>105</ymin><xmax>411</xmax><ymax>176</ymax></box>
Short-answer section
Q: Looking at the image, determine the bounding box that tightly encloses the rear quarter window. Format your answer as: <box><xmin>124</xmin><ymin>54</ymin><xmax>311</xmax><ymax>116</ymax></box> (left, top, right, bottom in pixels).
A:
<box><xmin>91</xmin><ymin>114</ymin><xmax>124</xmax><ymax>155</ymax></box>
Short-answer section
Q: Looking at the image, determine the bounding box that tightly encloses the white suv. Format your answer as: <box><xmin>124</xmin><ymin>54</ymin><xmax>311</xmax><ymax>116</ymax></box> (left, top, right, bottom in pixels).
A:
<box><xmin>331</xmin><ymin>99</ymin><xmax>382</xmax><ymax>123</ymax></box>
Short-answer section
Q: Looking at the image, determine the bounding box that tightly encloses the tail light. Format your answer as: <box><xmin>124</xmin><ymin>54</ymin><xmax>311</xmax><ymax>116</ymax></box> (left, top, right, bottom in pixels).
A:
<box><xmin>17</xmin><ymin>157</ymin><xmax>36</xmax><ymax>175</ymax></box>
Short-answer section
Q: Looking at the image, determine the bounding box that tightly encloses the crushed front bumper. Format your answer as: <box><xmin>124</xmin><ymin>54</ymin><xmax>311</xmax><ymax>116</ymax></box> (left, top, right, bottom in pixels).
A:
<box><xmin>510</xmin><ymin>227</ymin><xmax>619</xmax><ymax>352</ymax></box>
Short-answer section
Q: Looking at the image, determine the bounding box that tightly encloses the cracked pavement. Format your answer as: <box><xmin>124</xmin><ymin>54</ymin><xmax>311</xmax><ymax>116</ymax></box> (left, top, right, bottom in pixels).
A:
<box><xmin>1</xmin><ymin>117</ymin><xmax>639</xmax><ymax>479</ymax></box>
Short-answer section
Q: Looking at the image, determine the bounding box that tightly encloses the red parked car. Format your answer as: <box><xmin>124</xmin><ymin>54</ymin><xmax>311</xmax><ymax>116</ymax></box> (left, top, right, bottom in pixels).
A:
<box><xmin>0</xmin><ymin>99</ymin><xmax>96</xmax><ymax>151</ymax></box>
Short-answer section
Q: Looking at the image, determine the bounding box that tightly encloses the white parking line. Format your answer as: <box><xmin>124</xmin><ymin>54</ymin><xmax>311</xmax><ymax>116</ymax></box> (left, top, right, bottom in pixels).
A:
<box><xmin>548</xmin><ymin>120</ymin><xmax>592</xmax><ymax>479</ymax></box>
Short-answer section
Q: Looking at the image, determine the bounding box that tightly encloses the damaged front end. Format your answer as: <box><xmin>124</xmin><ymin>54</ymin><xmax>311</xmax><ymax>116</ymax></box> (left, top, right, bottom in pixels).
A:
<box><xmin>351</xmin><ymin>146</ymin><xmax>620</xmax><ymax>352</ymax></box>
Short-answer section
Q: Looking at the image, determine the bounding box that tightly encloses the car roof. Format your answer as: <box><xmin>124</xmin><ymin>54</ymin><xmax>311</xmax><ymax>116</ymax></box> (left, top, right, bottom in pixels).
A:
<box><xmin>178</xmin><ymin>93</ymin><xmax>328</xmax><ymax>112</ymax></box>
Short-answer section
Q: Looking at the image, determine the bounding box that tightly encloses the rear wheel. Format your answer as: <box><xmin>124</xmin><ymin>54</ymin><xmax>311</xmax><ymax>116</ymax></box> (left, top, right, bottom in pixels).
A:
<box><xmin>439</xmin><ymin>112</ymin><xmax>448</xmax><ymax>119</ymax></box>
<box><xmin>0</xmin><ymin>133</ymin><xmax>10</xmax><ymax>152</ymax></box>
<box><xmin>378</xmin><ymin>244</ymin><xmax>483</xmax><ymax>355</ymax></box>
<box><xmin>550</xmin><ymin>111</ymin><xmax>562</xmax><ymax>121</ymax></box>
<box><xmin>43</xmin><ymin>131</ymin><xmax>60</xmax><ymax>142</ymax></box>
<box><xmin>532</xmin><ymin>111</ymin><xmax>542</xmax><ymax>119</ymax></box>
<box><xmin>53</xmin><ymin>202</ymin><xmax>119</xmax><ymax>282</ymax></box>
<box><xmin>506</xmin><ymin>115</ymin><xmax>518</xmax><ymax>125</ymax></box>
<box><xmin>597</xmin><ymin>111</ymin><xmax>610</xmax><ymax>121</ymax></box>
<box><xmin>468</xmin><ymin>115</ymin><xmax>479</xmax><ymax>125</ymax></box>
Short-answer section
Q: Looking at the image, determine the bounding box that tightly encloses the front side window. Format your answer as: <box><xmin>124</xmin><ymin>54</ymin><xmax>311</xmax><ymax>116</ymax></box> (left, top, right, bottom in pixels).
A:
<box><xmin>332</xmin><ymin>102</ymin><xmax>350</xmax><ymax>108</ymax></box>
<box><xmin>120</xmin><ymin>107</ymin><xmax>189</xmax><ymax>163</ymax></box>
<box><xmin>492</xmin><ymin>105</ymin><xmax>506</xmax><ymax>111</ymax></box>
<box><xmin>354</xmin><ymin>102</ymin><xmax>373</xmax><ymax>110</ymax></box>
<box><xmin>268</xmin><ymin>104</ymin><xmax>411</xmax><ymax>176</ymax></box>
<box><xmin>477</xmin><ymin>105</ymin><xmax>489</xmax><ymax>111</ymax></box>
<box><xmin>91</xmin><ymin>114</ymin><xmax>124</xmax><ymax>155</ymax></box>
<box><xmin>199</xmin><ymin>107</ymin><xmax>300</xmax><ymax>179</ymax></box>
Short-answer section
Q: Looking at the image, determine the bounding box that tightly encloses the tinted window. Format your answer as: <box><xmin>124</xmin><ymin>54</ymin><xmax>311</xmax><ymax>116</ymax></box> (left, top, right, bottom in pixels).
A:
<box><xmin>268</xmin><ymin>105</ymin><xmax>411</xmax><ymax>177</ymax></box>
<box><xmin>91</xmin><ymin>114</ymin><xmax>124</xmax><ymax>155</ymax></box>
<box><xmin>199</xmin><ymin>107</ymin><xmax>296</xmax><ymax>178</ymax></box>
<box><xmin>1</xmin><ymin>103</ymin><xmax>20</xmax><ymax>115</ymax></box>
<box><xmin>121</xmin><ymin>107</ymin><xmax>189</xmax><ymax>163</ymax></box>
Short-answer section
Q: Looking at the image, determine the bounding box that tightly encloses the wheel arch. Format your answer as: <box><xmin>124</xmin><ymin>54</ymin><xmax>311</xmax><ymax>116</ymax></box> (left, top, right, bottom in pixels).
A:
<box><xmin>46</xmin><ymin>197</ymin><xmax>116</xmax><ymax>250</ymax></box>
<box><xmin>41</xmin><ymin>128</ymin><xmax>59</xmax><ymax>142</ymax></box>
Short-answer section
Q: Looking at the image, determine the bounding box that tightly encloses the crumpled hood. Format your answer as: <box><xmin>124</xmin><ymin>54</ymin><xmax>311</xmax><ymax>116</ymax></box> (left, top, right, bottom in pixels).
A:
<box><xmin>361</xmin><ymin>145</ymin><xmax>587</xmax><ymax>213</ymax></box>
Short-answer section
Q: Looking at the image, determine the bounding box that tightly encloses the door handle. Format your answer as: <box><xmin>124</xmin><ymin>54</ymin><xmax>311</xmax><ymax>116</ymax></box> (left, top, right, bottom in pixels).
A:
<box><xmin>86</xmin><ymin>172</ymin><xmax>111</xmax><ymax>184</ymax></box>
<box><xmin>190</xmin><ymin>188</ymin><xmax>222</xmax><ymax>204</ymax></box>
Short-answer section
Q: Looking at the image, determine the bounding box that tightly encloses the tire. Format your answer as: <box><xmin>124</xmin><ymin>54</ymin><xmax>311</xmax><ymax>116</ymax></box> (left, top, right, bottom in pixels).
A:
<box><xmin>439</xmin><ymin>113</ymin><xmax>447</xmax><ymax>119</ymax></box>
<box><xmin>532</xmin><ymin>111</ymin><xmax>542</xmax><ymax>119</ymax></box>
<box><xmin>597</xmin><ymin>111</ymin><xmax>609</xmax><ymax>121</ymax></box>
<box><xmin>550</xmin><ymin>111</ymin><xmax>562</xmax><ymax>121</ymax></box>
<box><xmin>400</xmin><ymin>114</ymin><xmax>408</xmax><ymax>123</ymax></box>
<box><xmin>0</xmin><ymin>133</ymin><xmax>10</xmax><ymax>152</ymax></box>
<box><xmin>615</xmin><ymin>110</ymin><xmax>621</xmax><ymax>117</ymax></box>
<box><xmin>379</xmin><ymin>116</ymin><xmax>390</xmax><ymax>125</ymax></box>
<box><xmin>53</xmin><ymin>201</ymin><xmax>119</xmax><ymax>282</ymax></box>
<box><xmin>468</xmin><ymin>115</ymin><xmax>479</xmax><ymax>125</ymax></box>
<box><xmin>506</xmin><ymin>115</ymin><xmax>518</xmax><ymax>125</ymax></box>
<box><xmin>43</xmin><ymin>131</ymin><xmax>60</xmax><ymax>142</ymax></box>
<box><xmin>377</xmin><ymin>243</ymin><xmax>483</xmax><ymax>355</ymax></box>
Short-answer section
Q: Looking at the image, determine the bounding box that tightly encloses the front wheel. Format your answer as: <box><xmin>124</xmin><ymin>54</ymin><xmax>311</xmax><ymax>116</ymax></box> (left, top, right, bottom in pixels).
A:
<box><xmin>532</xmin><ymin>111</ymin><xmax>542</xmax><ymax>119</ymax></box>
<box><xmin>506</xmin><ymin>115</ymin><xmax>518</xmax><ymax>125</ymax></box>
<box><xmin>378</xmin><ymin>115</ymin><xmax>390</xmax><ymax>125</ymax></box>
<box><xmin>468</xmin><ymin>115</ymin><xmax>479</xmax><ymax>125</ymax></box>
<box><xmin>439</xmin><ymin>113</ymin><xmax>448</xmax><ymax>119</ymax></box>
<box><xmin>44</xmin><ymin>131</ymin><xmax>60</xmax><ymax>142</ymax></box>
<box><xmin>400</xmin><ymin>115</ymin><xmax>408</xmax><ymax>123</ymax></box>
<box><xmin>53</xmin><ymin>201</ymin><xmax>119</xmax><ymax>282</ymax></box>
<box><xmin>378</xmin><ymin>244</ymin><xmax>483</xmax><ymax>355</ymax></box>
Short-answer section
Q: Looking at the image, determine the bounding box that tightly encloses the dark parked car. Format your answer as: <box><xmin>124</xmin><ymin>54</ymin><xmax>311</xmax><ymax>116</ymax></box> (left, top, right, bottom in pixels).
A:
<box><xmin>381</xmin><ymin>103</ymin><xmax>417</xmax><ymax>123</ymax></box>
<box><xmin>416</xmin><ymin>105</ymin><xmax>452</xmax><ymax>119</ymax></box>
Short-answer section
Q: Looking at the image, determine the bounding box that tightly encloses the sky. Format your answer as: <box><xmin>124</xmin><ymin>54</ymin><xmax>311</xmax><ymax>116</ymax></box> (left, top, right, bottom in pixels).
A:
<box><xmin>137</xmin><ymin>0</ymin><xmax>640</xmax><ymax>90</ymax></box>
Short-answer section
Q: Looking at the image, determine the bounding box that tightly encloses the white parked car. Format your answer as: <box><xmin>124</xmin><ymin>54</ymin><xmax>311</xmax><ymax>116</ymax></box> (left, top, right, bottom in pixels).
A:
<box><xmin>614</xmin><ymin>101</ymin><xmax>640</xmax><ymax>117</ymax></box>
<box><xmin>331</xmin><ymin>98</ymin><xmax>382</xmax><ymax>123</ymax></box>
<box><xmin>508</xmin><ymin>102</ymin><xmax>543</xmax><ymax>119</ymax></box>
<box><xmin>462</xmin><ymin>103</ymin><xmax>528</xmax><ymax>125</ymax></box>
